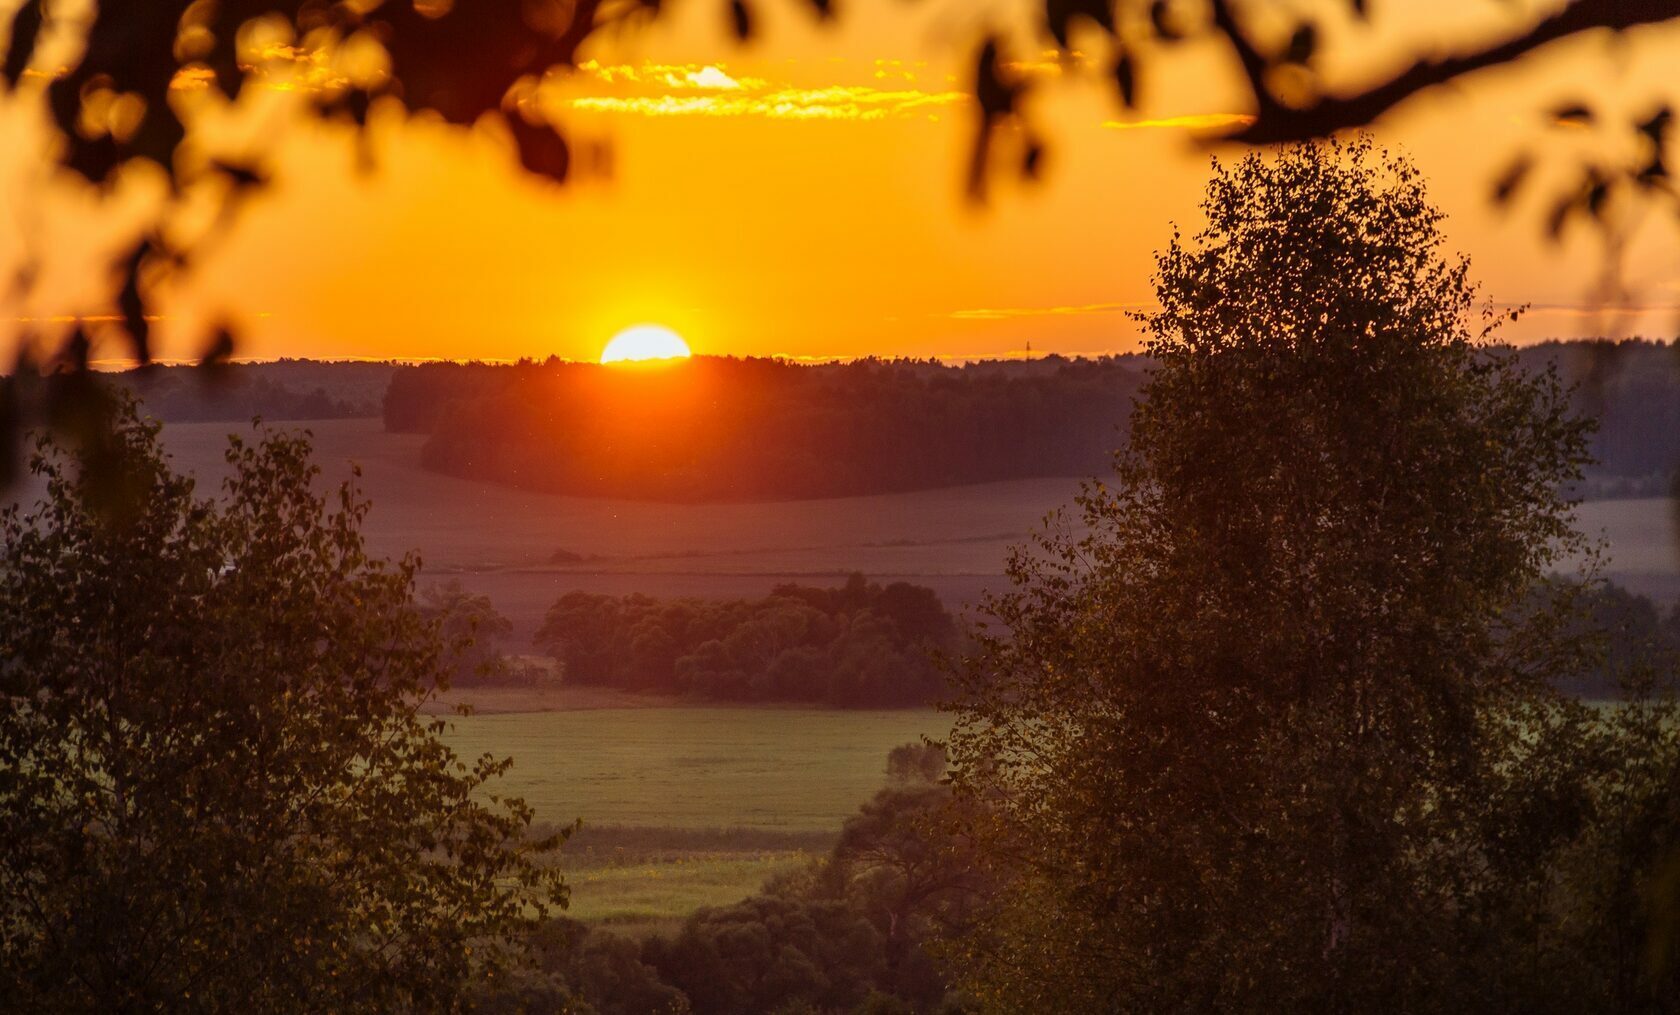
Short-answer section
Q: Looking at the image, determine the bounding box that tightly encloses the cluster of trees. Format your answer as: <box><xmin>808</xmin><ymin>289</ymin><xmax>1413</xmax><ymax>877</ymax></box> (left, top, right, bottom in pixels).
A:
<box><xmin>532</xmin><ymin>576</ymin><xmax>959</xmax><ymax>707</ymax></box>
<box><xmin>0</xmin><ymin>405</ymin><xmax>564</xmax><ymax>1011</ymax></box>
<box><xmin>384</xmin><ymin>356</ymin><xmax>1145</xmax><ymax>500</ymax></box>
<box><xmin>1542</xmin><ymin>578</ymin><xmax>1680</xmax><ymax>697</ymax></box>
<box><xmin>476</xmin><ymin>743</ymin><xmax>980</xmax><ymax>1015</ymax></box>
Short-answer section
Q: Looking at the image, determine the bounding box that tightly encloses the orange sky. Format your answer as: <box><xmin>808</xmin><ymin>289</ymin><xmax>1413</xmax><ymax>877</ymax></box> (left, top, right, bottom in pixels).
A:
<box><xmin>3</xmin><ymin>0</ymin><xmax>1680</xmax><ymax>365</ymax></box>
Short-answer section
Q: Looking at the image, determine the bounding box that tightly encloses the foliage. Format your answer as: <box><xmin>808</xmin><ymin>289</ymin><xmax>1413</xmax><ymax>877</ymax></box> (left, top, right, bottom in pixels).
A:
<box><xmin>532</xmin><ymin>575</ymin><xmax>959</xmax><ymax>707</ymax></box>
<box><xmin>0</xmin><ymin>403</ymin><xmax>567</xmax><ymax>1012</ymax></box>
<box><xmin>942</xmin><ymin>139</ymin><xmax>1680</xmax><ymax>1011</ymax></box>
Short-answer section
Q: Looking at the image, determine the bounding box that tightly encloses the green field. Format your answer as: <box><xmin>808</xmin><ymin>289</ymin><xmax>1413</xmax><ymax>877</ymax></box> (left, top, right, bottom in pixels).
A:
<box><xmin>441</xmin><ymin>707</ymin><xmax>946</xmax><ymax>932</ymax></box>
<box><xmin>441</xmin><ymin>707</ymin><xmax>944</xmax><ymax>831</ymax></box>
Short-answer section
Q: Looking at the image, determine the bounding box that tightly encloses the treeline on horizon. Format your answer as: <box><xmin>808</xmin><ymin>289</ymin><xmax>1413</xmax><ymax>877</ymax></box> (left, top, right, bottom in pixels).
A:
<box><xmin>104</xmin><ymin>360</ymin><xmax>396</xmax><ymax>422</ymax></box>
<box><xmin>387</xmin><ymin>354</ymin><xmax>1146</xmax><ymax>500</ymax></box>
<box><xmin>382</xmin><ymin>340</ymin><xmax>1680</xmax><ymax>501</ymax></box>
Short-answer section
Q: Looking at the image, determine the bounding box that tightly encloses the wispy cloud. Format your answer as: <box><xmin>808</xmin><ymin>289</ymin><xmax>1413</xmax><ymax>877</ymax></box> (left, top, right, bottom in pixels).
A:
<box><xmin>947</xmin><ymin>301</ymin><xmax>1150</xmax><ymax>321</ymax></box>
<box><xmin>1103</xmin><ymin>113</ymin><xmax>1255</xmax><ymax>132</ymax></box>
<box><xmin>560</xmin><ymin>60</ymin><xmax>965</xmax><ymax>121</ymax></box>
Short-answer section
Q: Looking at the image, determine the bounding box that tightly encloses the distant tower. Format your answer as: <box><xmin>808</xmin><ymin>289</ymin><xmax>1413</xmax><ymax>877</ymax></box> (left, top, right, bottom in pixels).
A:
<box><xmin>1025</xmin><ymin>341</ymin><xmax>1032</xmax><ymax>359</ymax></box>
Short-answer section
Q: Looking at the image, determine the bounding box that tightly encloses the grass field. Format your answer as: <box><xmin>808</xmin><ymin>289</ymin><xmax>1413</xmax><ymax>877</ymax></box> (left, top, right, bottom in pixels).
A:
<box><xmin>440</xmin><ymin>707</ymin><xmax>945</xmax><ymax>831</ymax></box>
<box><xmin>440</xmin><ymin>707</ymin><xmax>946</xmax><ymax>932</ymax></box>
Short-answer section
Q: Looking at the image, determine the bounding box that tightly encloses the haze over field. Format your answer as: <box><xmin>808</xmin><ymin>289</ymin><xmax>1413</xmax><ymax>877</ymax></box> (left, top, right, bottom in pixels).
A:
<box><xmin>10</xmin><ymin>414</ymin><xmax>1675</xmax><ymax>645</ymax></box>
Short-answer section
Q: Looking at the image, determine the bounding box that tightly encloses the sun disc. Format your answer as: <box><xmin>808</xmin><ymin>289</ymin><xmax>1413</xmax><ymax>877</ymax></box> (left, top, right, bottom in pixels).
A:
<box><xmin>600</xmin><ymin>325</ymin><xmax>692</xmax><ymax>364</ymax></box>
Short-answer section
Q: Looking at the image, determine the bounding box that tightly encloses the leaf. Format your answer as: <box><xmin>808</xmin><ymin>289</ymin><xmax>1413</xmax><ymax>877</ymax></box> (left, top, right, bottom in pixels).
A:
<box><xmin>1114</xmin><ymin>48</ymin><xmax>1137</xmax><ymax>108</ymax></box>
<box><xmin>730</xmin><ymin>0</ymin><xmax>753</xmax><ymax>40</ymax></box>
<box><xmin>2</xmin><ymin>0</ymin><xmax>43</xmax><ymax>88</ymax></box>
<box><xmin>507</xmin><ymin>116</ymin><xmax>570</xmax><ymax>184</ymax></box>
<box><xmin>1550</xmin><ymin>103</ymin><xmax>1594</xmax><ymax>127</ymax></box>
<box><xmin>1545</xmin><ymin>192</ymin><xmax>1575</xmax><ymax>242</ymax></box>
<box><xmin>974</xmin><ymin>37</ymin><xmax>1017</xmax><ymax>121</ymax></box>
<box><xmin>1149</xmin><ymin>0</ymin><xmax>1183</xmax><ymax>42</ymax></box>
<box><xmin>1284</xmin><ymin>23</ymin><xmax>1318</xmax><ymax>65</ymax></box>
<box><xmin>1637</xmin><ymin>104</ymin><xmax>1673</xmax><ymax>148</ymax></box>
<box><xmin>116</xmin><ymin>240</ymin><xmax>151</xmax><ymax>364</ymax></box>
<box><xmin>1022</xmin><ymin>138</ymin><xmax>1046</xmax><ymax>180</ymax></box>
<box><xmin>1585</xmin><ymin>171</ymin><xmax>1610</xmax><ymax>220</ymax></box>
<box><xmin>1045</xmin><ymin>0</ymin><xmax>1117</xmax><ymax>49</ymax></box>
<box><xmin>1490</xmin><ymin>154</ymin><xmax>1532</xmax><ymax>208</ymax></box>
<box><xmin>199</xmin><ymin>326</ymin><xmax>237</xmax><ymax>368</ymax></box>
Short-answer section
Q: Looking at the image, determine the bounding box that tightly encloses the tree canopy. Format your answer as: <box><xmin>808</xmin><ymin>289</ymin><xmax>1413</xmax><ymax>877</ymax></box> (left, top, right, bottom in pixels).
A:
<box><xmin>942</xmin><ymin>139</ymin><xmax>1680</xmax><ymax>1011</ymax></box>
<box><xmin>0</xmin><ymin>404</ymin><xmax>566</xmax><ymax>1011</ymax></box>
<box><xmin>533</xmin><ymin>575</ymin><xmax>959</xmax><ymax>707</ymax></box>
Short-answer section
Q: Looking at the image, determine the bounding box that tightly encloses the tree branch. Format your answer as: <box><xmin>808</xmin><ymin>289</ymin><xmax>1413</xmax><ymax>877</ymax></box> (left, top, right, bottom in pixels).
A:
<box><xmin>1215</xmin><ymin>0</ymin><xmax>1680</xmax><ymax>145</ymax></box>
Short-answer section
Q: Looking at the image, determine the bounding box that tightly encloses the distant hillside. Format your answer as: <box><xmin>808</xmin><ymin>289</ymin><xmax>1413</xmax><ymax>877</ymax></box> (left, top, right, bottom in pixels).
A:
<box><xmin>109</xmin><ymin>360</ymin><xmax>397</xmax><ymax>422</ymax></box>
<box><xmin>385</xmin><ymin>355</ymin><xmax>1147</xmax><ymax>501</ymax></box>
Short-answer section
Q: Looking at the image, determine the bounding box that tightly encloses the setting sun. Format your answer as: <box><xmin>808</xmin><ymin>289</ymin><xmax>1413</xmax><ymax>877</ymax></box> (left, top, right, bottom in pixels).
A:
<box><xmin>600</xmin><ymin>325</ymin><xmax>692</xmax><ymax>364</ymax></box>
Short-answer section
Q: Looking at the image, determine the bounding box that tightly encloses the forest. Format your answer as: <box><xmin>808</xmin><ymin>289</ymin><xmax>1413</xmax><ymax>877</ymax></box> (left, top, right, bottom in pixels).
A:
<box><xmin>430</xmin><ymin>575</ymin><xmax>960</xmax><ymax>708</ymax></box>
<box><xmin>386</xmin><ymin>355</ymin><xmax>1145</xmax><ymax>500</ymax></box>
<box><xmin>384</xmin><ymin>341</ymin><xmax>1680</xmax><ymax>502</ymax></box>
<box><xmin>111</xmin><ymin>360</ymin><xmax>395</xmax><ymax>422</ymax></box>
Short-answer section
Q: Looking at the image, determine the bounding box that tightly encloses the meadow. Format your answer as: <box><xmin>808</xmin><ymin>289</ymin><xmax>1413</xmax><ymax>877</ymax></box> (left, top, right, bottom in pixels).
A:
<box><xmin>441</xmin><ymin>707</ymin><xmax>946</xmax><ymax>932</ymax></box>
<box><xmin>13</xmin><ymin>417</ymin><xmax>1672</xmax><ymax>636</ymax></box>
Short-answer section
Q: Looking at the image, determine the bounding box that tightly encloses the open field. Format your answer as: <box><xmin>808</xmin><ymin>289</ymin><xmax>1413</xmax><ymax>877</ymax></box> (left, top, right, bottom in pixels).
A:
<box><xmin>441</xmin><ymin>707</ymin><xmax>945</xmax><ymax>931</ymax></box>
<box><xmin>556</xmin><ymin>826</ymin><xmax>834</xmax><ymax>935</ymax></box>
<box><xmin>4</xmin><ymin>418</ymin><xmax>1080</xmax><ymax>637</ymax></box>
<box><xmin>9</xmin><ymin>418</ymin><xmax>1675</xmax><ymax>641</ymax></box>
<box><xmin>440</xmin><ymin>707</ymin><xmax>944</xmax><ymax>831</ymax></box>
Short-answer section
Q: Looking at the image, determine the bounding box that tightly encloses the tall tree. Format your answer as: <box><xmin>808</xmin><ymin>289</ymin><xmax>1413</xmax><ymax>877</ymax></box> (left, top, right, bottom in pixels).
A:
<box><xmin>0</xmin><ymin>405</ymin><xmax>566</xmax><ymax>1012</ymax></box>
<box><xmin>942</xmin><ymin>139</ymin><xmax>1671</xmax><ymax>1011</ymax></box>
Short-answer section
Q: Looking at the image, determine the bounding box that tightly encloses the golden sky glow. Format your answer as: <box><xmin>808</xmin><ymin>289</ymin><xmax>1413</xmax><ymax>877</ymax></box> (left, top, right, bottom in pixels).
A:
<box><xmin>4</xmin><ymin>0</ymin><xmax>1680</xmax><ymax>366</ymax></box>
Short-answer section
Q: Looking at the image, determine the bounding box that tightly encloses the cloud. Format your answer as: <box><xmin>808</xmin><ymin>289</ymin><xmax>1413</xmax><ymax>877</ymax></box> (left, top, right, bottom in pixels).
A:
<box><xmin>560</xmin><ymin>60</ymin><xmax>965</xmax><ymax>121</ymax></box>
<box><xmin>1102</xmin><ymin>113</ymin><xmax>1256</xmax><ymax>132</ymax></box>
<box><xmin>946</xmin><ymin>301</ymin><xmax>1150</xmax><ymax>321</ymax></box>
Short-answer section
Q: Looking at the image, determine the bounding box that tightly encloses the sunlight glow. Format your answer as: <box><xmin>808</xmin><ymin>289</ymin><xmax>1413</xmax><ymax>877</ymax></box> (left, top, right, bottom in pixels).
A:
<box><xmin>601</xmin><ymin>325</ymin><xmax>693</xmax><ymax>364</ymax></box>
